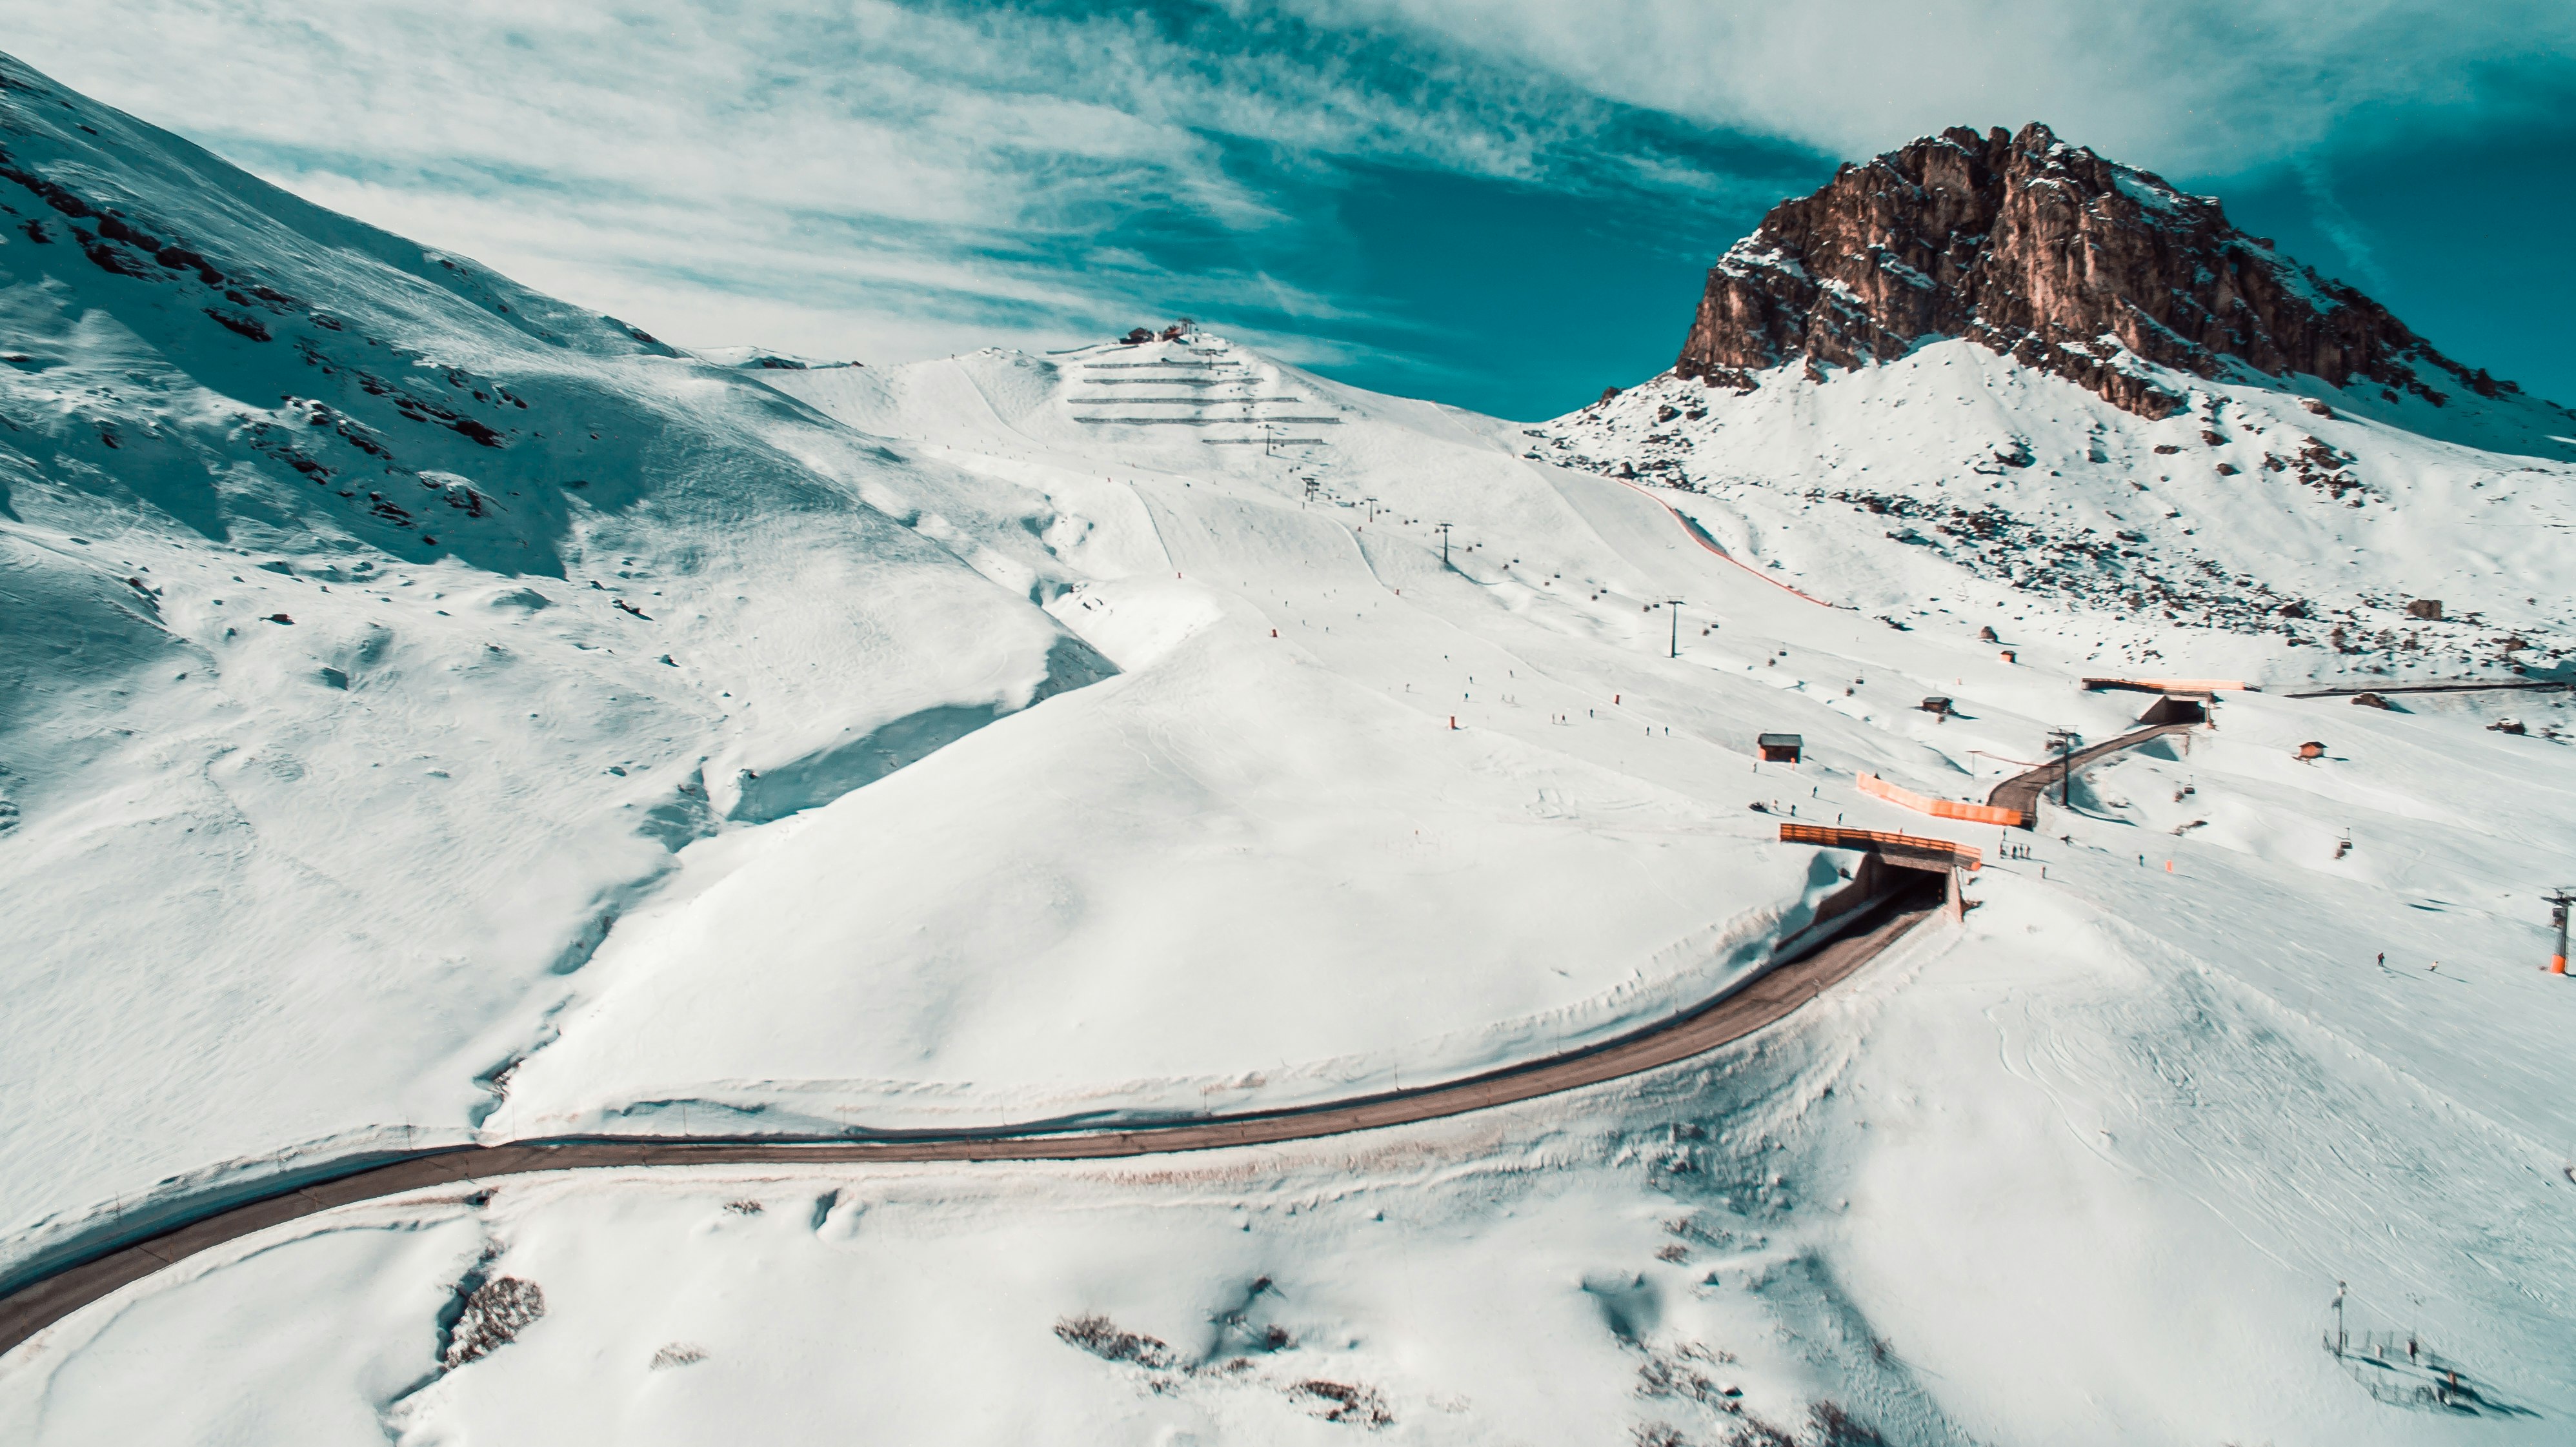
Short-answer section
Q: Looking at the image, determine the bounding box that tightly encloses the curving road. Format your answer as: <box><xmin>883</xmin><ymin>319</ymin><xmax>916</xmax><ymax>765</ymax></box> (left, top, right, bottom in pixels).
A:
<box><xmin>0</xmin><ymin>875</ymin><xmax>1944</xmax><ymax>1357</ymax></box>
<box><xmin>2285</xmin><ymin>678</ymin><xmax>2570</xmax><ymax>699</ymax></box>
<box><xmin>1989</xmin><ymin>722</ymin><xmax>2196</xmax><ymax>824</ymax></box>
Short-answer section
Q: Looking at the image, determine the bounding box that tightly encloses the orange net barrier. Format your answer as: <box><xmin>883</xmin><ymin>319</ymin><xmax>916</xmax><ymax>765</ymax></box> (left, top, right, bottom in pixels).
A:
<box><xmin>1778</xmin><ymin>822</ymin><xmax>1981</xmax><ymax>870</ymax></box>
<box><xmin>1855</xmin><ymin>773</ymin><xmax>2025</xmax><ymax>828</ymax></box>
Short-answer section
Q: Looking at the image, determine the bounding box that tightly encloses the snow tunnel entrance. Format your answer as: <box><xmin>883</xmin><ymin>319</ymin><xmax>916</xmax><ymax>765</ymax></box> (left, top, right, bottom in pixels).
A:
<box><xmin>2136</xmin><ymin>693</ymin><xmax>2209</xmax><ymax>725</ymax></box>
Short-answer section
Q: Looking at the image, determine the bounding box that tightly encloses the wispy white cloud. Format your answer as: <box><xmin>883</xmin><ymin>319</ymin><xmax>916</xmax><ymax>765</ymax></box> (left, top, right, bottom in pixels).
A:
<box><xmin>3</xmin><ymin>0</ymin><xmax>1749</xmax><ymax>367</ymax></box>
<box><xmin>3</xmin><ymin>1</ymin><xmax>1474</xmax><ymax>358</ymax></box>
<box><xmin>0</xmin><ymin>0</ymin><xmax>2562</xmax><ymax>404</ymax></box>
<box><xmin>1305</xmin><ymin>0</ymin><xmax>2576</xmax><ymax>176</ymax></box>
<box><xmin>2291</xmin><ymin>159</ymin><xmax>2395</xmax><ymax>299</ymax></box>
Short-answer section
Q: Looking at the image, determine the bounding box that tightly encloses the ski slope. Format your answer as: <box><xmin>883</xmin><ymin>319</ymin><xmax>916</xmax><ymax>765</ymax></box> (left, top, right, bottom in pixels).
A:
<box><xmin>487</xmin><ymin>337</ymin><xmax>1964</xmax><ymax>1141</ymax></box>
<box><xmin>0</xmin><ymin>51</ymin><xmax>1111</xmax><ymax>1284</ymax></box>
<box><xmin>1542</xmin><ymin>342</ymin><xmax>2576</xmax><ymax>689</ymax></box>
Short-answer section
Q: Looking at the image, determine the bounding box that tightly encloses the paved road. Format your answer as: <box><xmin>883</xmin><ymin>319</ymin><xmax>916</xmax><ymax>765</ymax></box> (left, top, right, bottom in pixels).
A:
<box><xmin>0</xmin><ymin>883</ymin><xmax>1943</xmax><ymax>1357</ymax></box>
<box><xmin>1989</xmin><ymin>722</ymin><xmax>2196</xmax><ymax>823</ymax></box>
<box><xmin>2286</xmin><ymin>679</ymin><xmax>2568</xmax><ymax>699</ymax></box>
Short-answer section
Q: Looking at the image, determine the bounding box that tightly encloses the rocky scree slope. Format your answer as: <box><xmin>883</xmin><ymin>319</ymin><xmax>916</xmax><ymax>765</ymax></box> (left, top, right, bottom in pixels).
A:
<box><xmin>1540</xmin><ymin>346</ymin><xmax>2576</xmax><ymax>687</ymax></box>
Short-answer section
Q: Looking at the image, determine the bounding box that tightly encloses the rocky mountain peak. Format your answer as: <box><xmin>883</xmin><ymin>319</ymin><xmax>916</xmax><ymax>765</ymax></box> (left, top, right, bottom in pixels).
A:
<box><xmin>1678</xmin><ymin>121</ymin><xmax>2527</xmax><ymax>419</ymax></box>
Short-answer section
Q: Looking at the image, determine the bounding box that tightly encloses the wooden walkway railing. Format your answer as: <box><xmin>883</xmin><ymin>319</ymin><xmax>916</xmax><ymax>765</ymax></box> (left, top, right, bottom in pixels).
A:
<box><xmin>1778</xmin><ymin>822</ymin><xmax>1980</xmax><ymax>871</ymax></box>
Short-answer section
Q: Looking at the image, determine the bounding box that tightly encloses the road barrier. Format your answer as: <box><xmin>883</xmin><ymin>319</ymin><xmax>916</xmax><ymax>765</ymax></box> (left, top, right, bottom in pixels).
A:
<box><xmin>1855</xmin><ymin>773</ymin><xmax>2025</xmax><ymax>828</ymax></box>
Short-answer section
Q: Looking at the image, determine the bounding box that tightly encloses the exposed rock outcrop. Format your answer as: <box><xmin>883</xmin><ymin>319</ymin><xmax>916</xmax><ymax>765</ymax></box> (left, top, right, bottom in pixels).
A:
<box><xmin>1678</xmin><ymin>123</ymin><xmax>2524</xmax><ymax>418</ymax></box>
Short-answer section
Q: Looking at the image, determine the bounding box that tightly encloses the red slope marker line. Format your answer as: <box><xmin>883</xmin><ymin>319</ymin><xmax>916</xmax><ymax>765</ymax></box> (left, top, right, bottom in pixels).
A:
<box><xmin>1607</xmin><ymin>474</ymin><xmax>1835</xmax><ymax>608</ymax></box>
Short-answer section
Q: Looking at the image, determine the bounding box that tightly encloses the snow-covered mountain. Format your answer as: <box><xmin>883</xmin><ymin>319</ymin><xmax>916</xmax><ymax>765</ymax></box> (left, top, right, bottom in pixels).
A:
<box><xmin>1540</xmin><ymin>341</ymin><xmax>2574</xmax><ymax>687</ymax></box>
<box><xmin>0</xmin><ymin>49</ymin><xmax>1110</xmax><ymax>1268</ymax></box>
<box><xmin>6</xmin><ymin>61</ymin><xmax>2576</xmax><ymax>1447</ymax></box>
<box><xmin>1670</xmin><ymin>122</ymin><xmax>2573</xmax><ymax>454</ymax></box>
<box><xmin>1545</xmin><ymin>123</ymin><xmax>2576</xmax><ymax>689</ymax></box>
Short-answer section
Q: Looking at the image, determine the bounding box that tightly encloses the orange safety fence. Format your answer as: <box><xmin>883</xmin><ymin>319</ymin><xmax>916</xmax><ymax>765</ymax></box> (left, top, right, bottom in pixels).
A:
<box><xmin>1856</xmin><ymin>773</ymin><xmax>2025</xmax><ymax>829</ymax></box>
<box><xmin>2080</xmin><ymin>677</ymin><xmax>2250</xmax><ymax>693</ymax></box>
<box><xmin>1778</xmin><ymin>822</ymin><xmax>1982</xmax><ymax>870</ymax></box>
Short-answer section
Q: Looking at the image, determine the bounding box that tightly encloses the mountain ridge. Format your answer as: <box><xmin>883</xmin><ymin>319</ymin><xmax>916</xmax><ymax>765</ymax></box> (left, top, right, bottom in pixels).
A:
<box><xmin>0</xmin><ymin>43</ymin><xmax>1117</xmax><ymax>1288</ymax></box>
<box><xmin>1675</xmin><ymin>121</ymin><xmax>2570</xmax><ymax>438</ymax></box>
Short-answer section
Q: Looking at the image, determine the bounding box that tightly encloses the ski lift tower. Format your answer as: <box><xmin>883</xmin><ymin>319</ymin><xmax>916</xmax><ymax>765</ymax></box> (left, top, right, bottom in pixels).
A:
<box><xmin>2548</xmin><ymin>889</ymin><xmax>2573</xmax><ymax>975</ymax></box>
<box><xmin>2045</xmin><ymin>727</ymin><xmax>2082</xmax><ymax>807</ymax></box>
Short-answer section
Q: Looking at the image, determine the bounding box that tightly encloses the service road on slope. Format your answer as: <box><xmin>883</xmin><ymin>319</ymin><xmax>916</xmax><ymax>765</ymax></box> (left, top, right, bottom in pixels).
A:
<box><xmin>1989</xmin><ymin>722</ymin><xmax>2199</xmax><ymax>824</ymax></box>
<box><xmin>0</xmin><ymin>869</ymin><xmax>1946</xmax><ymax>1358</ymax></box>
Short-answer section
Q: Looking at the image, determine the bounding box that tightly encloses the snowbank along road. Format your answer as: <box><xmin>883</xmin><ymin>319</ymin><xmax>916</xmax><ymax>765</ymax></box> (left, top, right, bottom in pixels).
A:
<box><xmin>0</xmin><ymin>869</ymin><xmax>1942</xmax><ymax>1357</ymax></box>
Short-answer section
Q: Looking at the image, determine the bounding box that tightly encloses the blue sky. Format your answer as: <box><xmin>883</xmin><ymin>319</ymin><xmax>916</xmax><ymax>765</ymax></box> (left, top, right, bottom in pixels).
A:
<box><xmin>4</xmin><ymin>0</ymin><xmax>2570</xmax><ymax>421</ymax></box>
